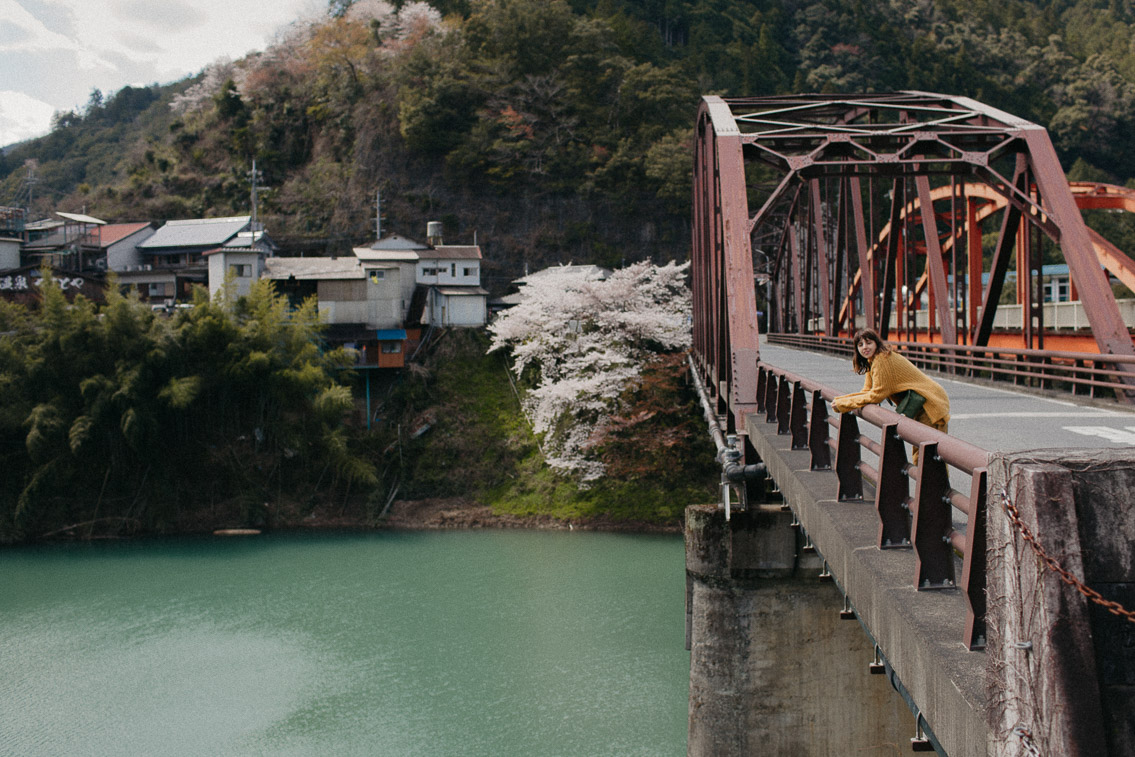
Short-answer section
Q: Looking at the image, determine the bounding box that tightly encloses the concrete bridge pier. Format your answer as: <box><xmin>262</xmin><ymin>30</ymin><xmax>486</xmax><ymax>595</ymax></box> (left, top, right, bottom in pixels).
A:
<box><xmin>685</xmin><ymin>504</ymin><xmax>913</xmax><ymax>756</ymax></box>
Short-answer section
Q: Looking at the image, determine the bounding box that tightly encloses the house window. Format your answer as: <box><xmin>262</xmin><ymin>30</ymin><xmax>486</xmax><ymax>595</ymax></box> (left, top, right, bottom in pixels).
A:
<box><xmin>369</xmin><ymin>270</ymin><xmax>385</xmax><ymax>282</ymax></box>
<box><xmin>381</xmin><ymin>341</ymin><xmax>402</xmax><ymax>354</ymax></box>
<box><xmin>422</xmin><ymin>266</ymin><xmax>444</xmax><ymax>276</ymax></box>
<box><xmin>451</xmin><ymin>263</ymin><xmax>456</xmax><ymax>276</ymax></box>
<box><xmin>230</xmin><ymin>264</ymin><xmax>252</xmax><ymax>277</ymax></box>
<box><xmin>463</xmin><ymin>267</ymin><xmax>476</xmax><ymax>277</ymax></box>
<box><xmin>148</xmin><ymin>283</ymin><xmax>171</xmax><ymax>297</ymax></box>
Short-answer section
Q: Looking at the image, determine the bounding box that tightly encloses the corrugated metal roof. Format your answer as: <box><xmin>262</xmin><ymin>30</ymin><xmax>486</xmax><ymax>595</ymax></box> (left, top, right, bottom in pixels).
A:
<box><xmin>420</xmin><ymin>245</ymin><xmax>482</xmax><ymax>260</ymax></box>
<box><xmin>56</xmin><ymin>211</ymin><xmax>106</xmax><ymax>224</ymax></box>
<box><xmin>25</xmin><ymin>218</ymin><xmax>63</xmax><ymax>232</ymax></box>
<box><xmin>263</xmin><ymin>257</ymin><xmax>364</xmax><ymax>280</ymax></box>
<box><xmin>139</xmin><ymin>216</ymin><xmax>251</xmax><ymax>250</ymax></box>
<box><xmin>369</xmin><ymin>233</ymin><xmax>429</xmax><ymax>251</ymax></box>
<box><xmin>354</xmin><ymin>247</ymin><xmax>420</xmax><ymax>262</ymax></box>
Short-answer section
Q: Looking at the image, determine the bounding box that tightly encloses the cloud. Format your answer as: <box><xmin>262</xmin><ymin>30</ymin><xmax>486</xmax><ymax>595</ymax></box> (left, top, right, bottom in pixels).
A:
<box><xmin>0</xmin><ymin>0</ymin><xmax>114</xmax><ymax>70</ymax></box>
<box><xmin>0</xmin><ymin>90</ymin><xmax>57</xmax><ymax>147</ymax></box>
<box><xmin>112</xmin><ymin>0</ymin><xmax>208</xmax><ymax>31</ymax></box>
<box><xmin>0</xmin><ymin>0</ymin><xmax>324</xmax><ymax>147</ymax></box>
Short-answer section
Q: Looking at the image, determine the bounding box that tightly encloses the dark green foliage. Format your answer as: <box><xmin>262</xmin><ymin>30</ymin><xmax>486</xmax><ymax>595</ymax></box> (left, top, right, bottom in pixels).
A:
<box><xmin>0</xmin><ymin>275</ymin><xmax>375</xmax><ymax>543</ymax></box>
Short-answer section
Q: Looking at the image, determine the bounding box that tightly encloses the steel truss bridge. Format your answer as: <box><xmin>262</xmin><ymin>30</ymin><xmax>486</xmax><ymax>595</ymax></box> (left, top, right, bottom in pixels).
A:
<box><xmin>692</xmin><ymin>92</ymin><xmax>1135</xmax><ymax>438</ymax></box>
<box><xmin>686</xmin><ymin>93</ymin><xmax>1135</xmax><ymax>756</ymax></box>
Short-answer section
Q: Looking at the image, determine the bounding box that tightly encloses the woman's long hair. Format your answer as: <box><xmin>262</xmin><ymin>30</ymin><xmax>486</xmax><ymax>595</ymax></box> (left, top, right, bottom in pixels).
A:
<box><xmin>851</xmin><ymin>328</ymin><xmax>890</xmax><ymax>374</ymax></box>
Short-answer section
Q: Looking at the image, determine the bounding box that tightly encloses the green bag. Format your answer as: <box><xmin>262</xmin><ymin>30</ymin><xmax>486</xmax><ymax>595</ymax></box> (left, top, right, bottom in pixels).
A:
<box><xmin>893</xmin><ymin>389</ymin><xmax>926</xmax><ymax>419</ymax></box>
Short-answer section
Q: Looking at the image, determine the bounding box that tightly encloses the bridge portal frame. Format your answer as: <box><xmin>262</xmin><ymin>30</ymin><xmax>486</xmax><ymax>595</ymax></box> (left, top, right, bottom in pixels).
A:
<box><xmin>690</xmin><ymin>92</ymin><xmax>1135</xmax><ymax>429</ymax></box>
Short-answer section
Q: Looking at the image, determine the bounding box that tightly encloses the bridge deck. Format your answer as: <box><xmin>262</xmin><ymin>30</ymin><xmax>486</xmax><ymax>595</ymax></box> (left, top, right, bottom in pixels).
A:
<box><xmin>758</xmin><ymin>342</ymin><xmax>1135</xmax><ymax>451</ymax></box>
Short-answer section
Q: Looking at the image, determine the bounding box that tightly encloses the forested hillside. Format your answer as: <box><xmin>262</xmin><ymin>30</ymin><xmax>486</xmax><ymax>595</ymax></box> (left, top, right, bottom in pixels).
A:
<box><xmin>2</xmin><ymin>0</ymin><xmax>1135</xmax><ymax>288</ymax></box>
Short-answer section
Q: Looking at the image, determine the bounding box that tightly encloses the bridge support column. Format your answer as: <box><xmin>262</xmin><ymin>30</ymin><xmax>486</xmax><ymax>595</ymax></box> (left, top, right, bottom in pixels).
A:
<box><xmin>685</xmin><ymin>504</ymin><xmax>910</xmax><ymax>756</ymax></box>
<box><xmin>988</xmin><ymin>449</ymin><xmax>1135</xmax><ymax>757</ymax></box>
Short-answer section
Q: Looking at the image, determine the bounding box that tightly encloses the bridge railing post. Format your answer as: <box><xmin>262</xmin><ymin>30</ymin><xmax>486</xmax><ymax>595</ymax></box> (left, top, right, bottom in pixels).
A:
<box><xmin>961</xmin><ymin>468</ymin><xmax>988</xmax><ymax>650</ymax></box>
<box><xmin>765</xmin><ymin>374</ymin><xmax>779</xmax><ymax>424</ymax></box>
<box><xmin>790</xmin><ymin>382</ymin><xmax>808</xmax><ymax>449</ymax></box>
<box><xmin>756</xmin><ymin>366</ymin><xmax>767</xmax><ymax>414</ymax></box>
<box><xmin>808</xmin><ymin>390</ymin><xmax>831</xmax><ymax>470</ymax></box>
<box><xmin>776</xmin><ymin>376</ymin><xmax>791</xmax><ymax>435</ymax></box>
<box><xmin>835</xmin><ymin>413</ymin><xmax>863</xmax><ymax>501</ymax></box>
<box><xmin>875</xmin><ymin>422</ymin><xmax>911</xmax><ymax>549</ymax></box>
<box><xmin>911</xmin><ymin>441</ymin><xmax>956</xmax><ymax>589</ymax></box>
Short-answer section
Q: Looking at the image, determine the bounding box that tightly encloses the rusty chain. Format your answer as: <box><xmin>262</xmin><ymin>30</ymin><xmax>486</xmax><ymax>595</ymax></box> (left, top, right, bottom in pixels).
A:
<box><xmin>999</xmin><ymin>487</ymin><xmax>1135</xmax><ymax>624</ymax></box>
<box><xmin>1012</xmin><ymin>725</ymin><xmax>1042</xmax><ymax>756</ymax></box>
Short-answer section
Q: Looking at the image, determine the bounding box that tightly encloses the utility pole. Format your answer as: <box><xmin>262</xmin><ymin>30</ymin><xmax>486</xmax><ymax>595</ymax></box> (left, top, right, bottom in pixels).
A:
<box><xmin>375</xmin><ymin>189</ymin><xmax>384</xmax><ymax>239</ymax></box>
<box><xmin>249</xmin><ymin>160</ymin><xmax>263</xmax><ymax>232</ymax></box>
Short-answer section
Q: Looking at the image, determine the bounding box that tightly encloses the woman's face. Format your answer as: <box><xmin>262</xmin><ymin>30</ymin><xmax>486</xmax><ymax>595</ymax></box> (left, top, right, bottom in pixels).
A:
<box><xmin>857</xmin><ymin>338</ymin><xmax>877</xmax><ymax>360</ymax></box>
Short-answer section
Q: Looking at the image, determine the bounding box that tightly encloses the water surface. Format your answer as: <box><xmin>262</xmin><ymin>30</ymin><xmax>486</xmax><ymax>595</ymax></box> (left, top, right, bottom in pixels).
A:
<box><xmin>1</xmin><ymin>529</ymin><xmax>688</xmax><ymax>756</ymax></box>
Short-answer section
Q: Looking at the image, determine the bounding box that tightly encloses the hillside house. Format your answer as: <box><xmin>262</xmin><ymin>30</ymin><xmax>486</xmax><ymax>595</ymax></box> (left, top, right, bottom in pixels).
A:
<box><xmin>20</xmin><ymin>212</ymin><xmax>106</xmax><ymax>271</ymax></box>
<box><xmin>355</xmin><ymin>225</ymin><xmax>488</xmax><ymax>328</ymax></box>
<box><xmin>243</xmin><ymin>224</ymin><xmax>487</xmax><ymax>369</ymax></box>
<box><xmin>260</xmin><ymin>255</ymin><xmax>416</xmax><ymax>368</ymax></box>
<box><xmin>88</xmin><ymin>222</ymin><xmax>158</xmax><ymax>272</ymax></box>
<box><xmin>123</xmin><ymin>215</ymin><xmax>267</xmax><ymax>305</ymax></box>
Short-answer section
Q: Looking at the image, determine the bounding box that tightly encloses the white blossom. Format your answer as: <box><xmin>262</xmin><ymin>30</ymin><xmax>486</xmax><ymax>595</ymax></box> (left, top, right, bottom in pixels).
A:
<box><xmin>169</xmin><ymin>59</ymin><xmax>236</xmax><ymax>114</ymax></box>
<box><xmin>489</xmin><ymin>261</ymin><xmax>691</xmax><ymax>479</ymax></box>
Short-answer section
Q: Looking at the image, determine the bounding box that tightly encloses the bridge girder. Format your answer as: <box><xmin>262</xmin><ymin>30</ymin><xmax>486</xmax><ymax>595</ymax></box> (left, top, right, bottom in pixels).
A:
<box><xmin>691</xmin><ymin>92</ymin><xmax>1135</xmax><ymax>418</ymax></box>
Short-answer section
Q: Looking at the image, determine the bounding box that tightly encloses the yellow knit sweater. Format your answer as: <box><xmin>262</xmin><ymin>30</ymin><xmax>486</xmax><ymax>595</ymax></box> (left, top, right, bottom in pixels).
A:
<box><xmin>830</xmin><ymin>350</ymin><xmax>950</xmax><ymax>424</ymax></box>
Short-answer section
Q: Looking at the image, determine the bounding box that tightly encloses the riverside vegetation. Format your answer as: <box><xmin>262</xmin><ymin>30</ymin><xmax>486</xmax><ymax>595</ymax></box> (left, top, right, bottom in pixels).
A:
<box><xmin>0</xmin><ymin>272</ymin><xmax>716</xmax><ymax>544</ymax></box>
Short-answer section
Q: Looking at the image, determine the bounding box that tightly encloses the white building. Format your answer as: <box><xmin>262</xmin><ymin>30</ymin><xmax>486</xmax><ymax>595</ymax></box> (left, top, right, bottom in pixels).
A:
<box><xmin>354</xmin><ymin>226</ymin><xmax>488</xmax><ymax>327</ymax></box>
<box><xmin>204</xmin><ymin>230</ymin><xmax>277</xmax><ymax>300</ymax></box>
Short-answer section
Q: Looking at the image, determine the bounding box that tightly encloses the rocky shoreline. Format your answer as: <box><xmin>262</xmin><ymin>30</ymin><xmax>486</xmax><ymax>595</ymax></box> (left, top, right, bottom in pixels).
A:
<box><xmin>377</xmin><ymin>497</ymin><xmax>684</xmax><ymax>535</ymax></box>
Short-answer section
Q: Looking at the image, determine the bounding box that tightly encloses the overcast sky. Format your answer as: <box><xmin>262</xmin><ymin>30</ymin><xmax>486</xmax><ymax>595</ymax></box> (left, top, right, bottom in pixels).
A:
<box><xmin>0</xmin><ymin>0</ymin><xmax>323</xmax><ymax>148</ymax></box>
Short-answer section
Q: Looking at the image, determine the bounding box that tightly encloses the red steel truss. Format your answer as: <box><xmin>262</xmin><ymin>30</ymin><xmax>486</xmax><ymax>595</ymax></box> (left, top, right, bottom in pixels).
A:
<box><xmin>691</xmin><ymin>92</ymin><xmax>1135</xmax><ymax>422</ymax></box>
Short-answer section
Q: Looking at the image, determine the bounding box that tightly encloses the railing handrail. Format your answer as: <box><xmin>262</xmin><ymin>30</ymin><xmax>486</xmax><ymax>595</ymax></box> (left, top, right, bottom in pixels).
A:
<box><xmin>769</xmin><ymin>331</ymin><xmax>1135</xmax><ymax>363</ymax></box>
<box><xmin>755</xmin><ymin>358</ymin><xmax>989</xmax><ymax>650</ymax></box>
<box><xmin>766</xmin><ymin>332</ymin><xmax>1135</xmax><ymax>398</ymax></box>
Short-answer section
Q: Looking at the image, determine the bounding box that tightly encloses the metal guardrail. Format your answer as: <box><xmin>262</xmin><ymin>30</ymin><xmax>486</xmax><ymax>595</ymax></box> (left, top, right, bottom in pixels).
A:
<box><xmin>767</xmin><ymin>333</ymin><xmax>1135</xmax><ymax>399</ymax></box>
<box><xmin>756</xmin><ymin>360</ymin><xmax>990</xmax><ymax>651</ymax></box>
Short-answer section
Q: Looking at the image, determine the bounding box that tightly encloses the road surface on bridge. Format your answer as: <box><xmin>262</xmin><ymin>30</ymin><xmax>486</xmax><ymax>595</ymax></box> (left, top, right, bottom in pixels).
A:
<box><xmin>759</xmin><ymin>342</ymin><xmax>1135</xmax><ymax>453</ymax></box>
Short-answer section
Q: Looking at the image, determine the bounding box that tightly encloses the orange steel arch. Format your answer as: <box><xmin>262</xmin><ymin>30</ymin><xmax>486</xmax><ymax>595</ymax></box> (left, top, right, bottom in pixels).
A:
<box><xmin>838</xmin><ymin>181</ymin><xmax>1135</xmax><ymax>335</ymax></box>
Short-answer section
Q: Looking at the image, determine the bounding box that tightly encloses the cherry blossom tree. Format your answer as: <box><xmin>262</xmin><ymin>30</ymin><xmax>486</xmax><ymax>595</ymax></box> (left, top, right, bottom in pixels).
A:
<box><xmin>489</xmin><ymin>260</ymin><xmax>691</xmax><ymax>480</ymax></box>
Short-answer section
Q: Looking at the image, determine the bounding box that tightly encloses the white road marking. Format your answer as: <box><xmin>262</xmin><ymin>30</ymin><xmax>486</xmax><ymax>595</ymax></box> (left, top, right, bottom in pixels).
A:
<box><xmin>1064</xmin><ymin>426</ymin><xmax>1135</xmax><ymax>444</ymax></box>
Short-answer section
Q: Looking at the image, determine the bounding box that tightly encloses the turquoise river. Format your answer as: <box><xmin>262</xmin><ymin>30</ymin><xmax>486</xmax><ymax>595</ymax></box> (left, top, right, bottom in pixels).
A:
<box><xmin>0</xmin><ymin>529</ymin><xmax>689</xmax><ymax>756</ymax></box>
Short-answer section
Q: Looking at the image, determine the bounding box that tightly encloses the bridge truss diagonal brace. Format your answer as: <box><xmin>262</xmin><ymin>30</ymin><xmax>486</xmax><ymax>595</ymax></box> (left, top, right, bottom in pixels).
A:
<box><xmin>1023</xmin><ymin>131</ymin><xmax>1135</xmax><ymax>371</ymax></box>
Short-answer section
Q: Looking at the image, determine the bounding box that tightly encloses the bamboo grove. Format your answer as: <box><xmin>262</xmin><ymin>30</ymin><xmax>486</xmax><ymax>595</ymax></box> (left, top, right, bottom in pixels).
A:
<box><xmin>0</xmin><ymin>275</ymin><xmax>376</xmax><ymax>542</ymax></box>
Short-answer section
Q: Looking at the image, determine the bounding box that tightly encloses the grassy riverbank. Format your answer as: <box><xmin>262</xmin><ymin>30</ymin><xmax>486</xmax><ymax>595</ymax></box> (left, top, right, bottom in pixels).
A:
<box><xmin>375</xmin><ymin>329</ymin><xmax>717</xmax><ymax>532</ymax></box>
